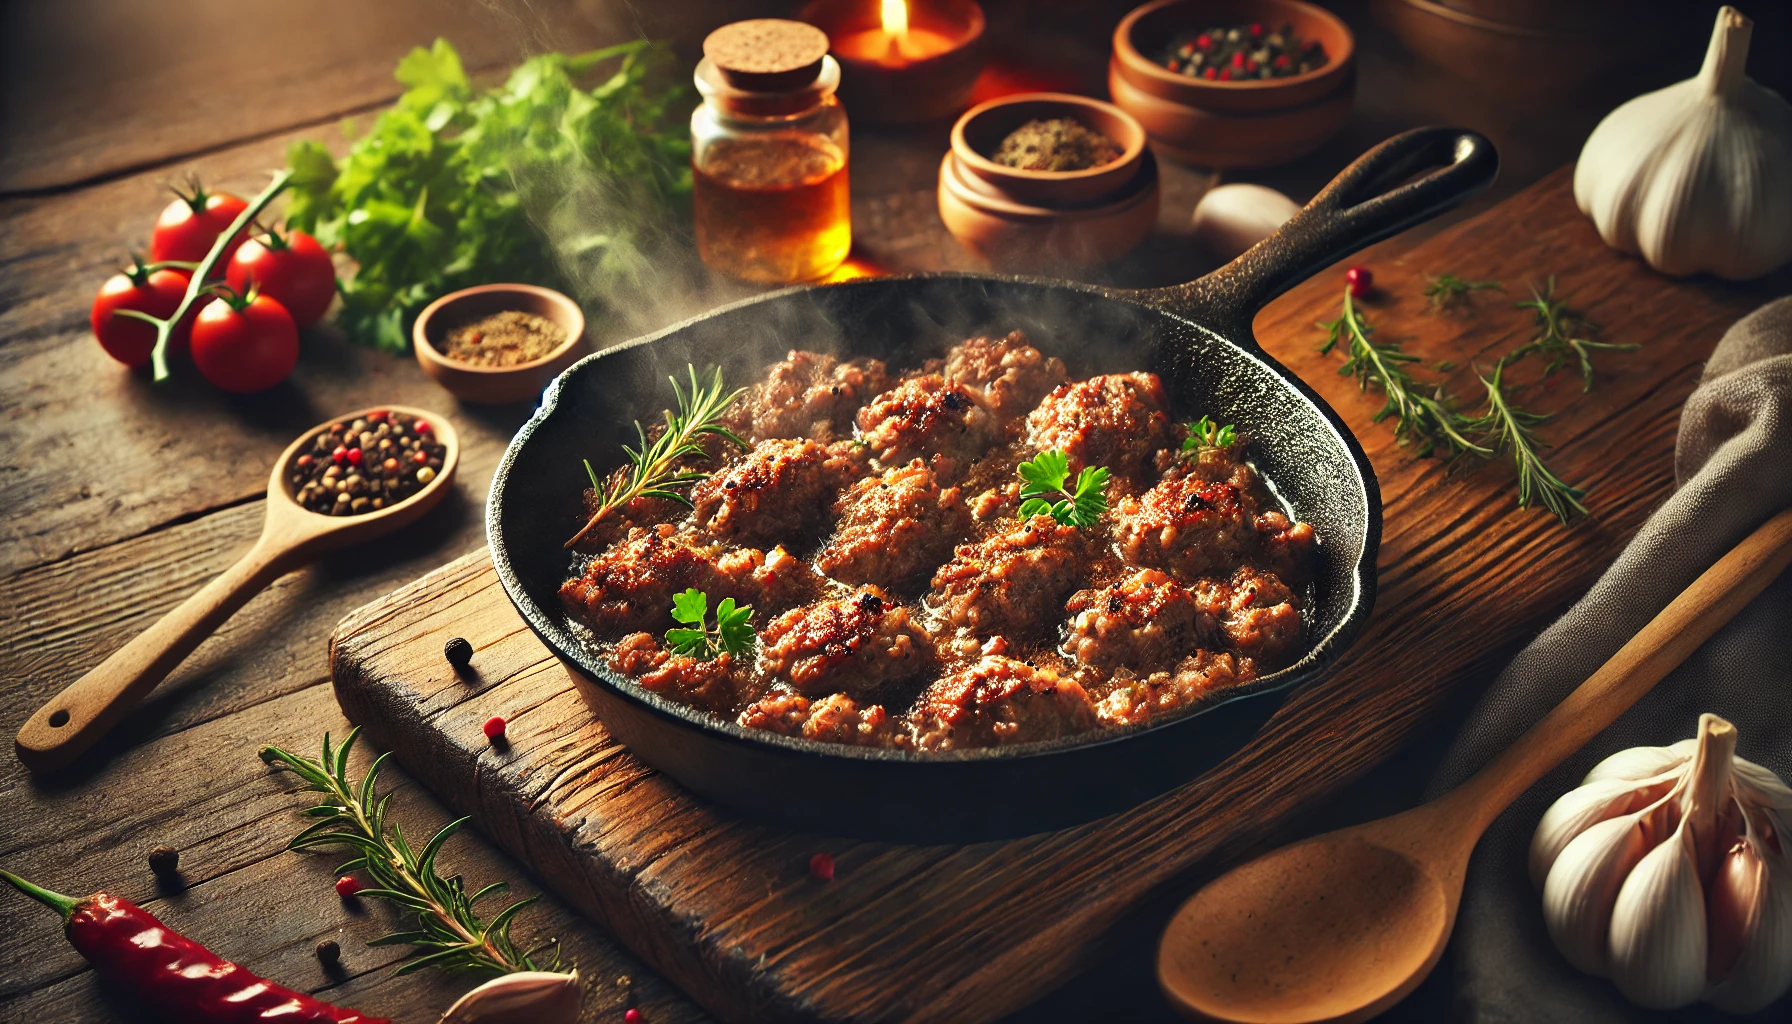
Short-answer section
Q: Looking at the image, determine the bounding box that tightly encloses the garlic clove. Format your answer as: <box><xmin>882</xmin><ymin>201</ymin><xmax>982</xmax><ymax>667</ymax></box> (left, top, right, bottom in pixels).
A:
<box><xmin>1581</xmin><ymin>742</ymin><xmax>1690</xmax><ymax>786</ymax></box>
<box><xmin>1531</xmin><ymin>778</ymin><xmax>1657</xmax><ymax>888</ymax></box>
<box><xmin>1733</xmin><ymin>756</ymin><xmax>1792</xmax><ymax>809</ymax></box>
<box><xmin>1706</xmin><ymin>810</ymin><xmax>1792</xmax><ymax>1012</ymax></box>
<box><xmin>1189</xmin><ymin>184</ymin><xmax>1300</xmax><ymax>262</ymax></box>
<box><xmin>1542</xmin><ymin>812</ymin><xmax>1652</xmax><ymax>974</ymax></box>
<box><xmin>1607</xmin><ymin>823</ymin><xmax>1708</xmax><ymax>1009</ymax></box>
<box><xmin>439</xmin><ymin>969</ymin><xmax>583</xmax><ymax>1024</ymax></box>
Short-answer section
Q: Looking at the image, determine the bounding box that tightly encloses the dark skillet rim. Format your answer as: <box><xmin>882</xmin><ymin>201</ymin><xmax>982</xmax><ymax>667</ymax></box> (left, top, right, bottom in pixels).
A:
<box><xmin>487</xmin><ymin>271</ymin><xmax>1381</xmax><ymax>764</ymax></box>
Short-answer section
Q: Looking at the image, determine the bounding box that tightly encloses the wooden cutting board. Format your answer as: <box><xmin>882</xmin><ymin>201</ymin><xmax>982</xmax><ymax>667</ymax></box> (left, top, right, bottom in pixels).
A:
<box><xmin>330</xmin><ymin>168</ymin><xmax>1785</xmax><ymax>1023</ymax></box>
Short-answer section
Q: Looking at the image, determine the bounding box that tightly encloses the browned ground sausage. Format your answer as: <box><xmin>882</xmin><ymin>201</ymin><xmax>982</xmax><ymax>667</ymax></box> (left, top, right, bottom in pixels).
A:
<box><xmin>927</xmin><ymin>514</ymin><xmax>1089</xmax><ymax>638</ymax></box>
<box><xmin>1024</xmin><ymin>372</ymin><xmax>1173</xmax><ymax>487</ymax></box>
<box><xmin>728</xmin><ymin>349</ymin><xmax>890</xmax><ymax>441</ymax></box>
<box><xmin>908</xmin><ymin>656</ymin><xmax>1097</xmax><ymax>750</ymax></box>
<box><xmin>691</xmin><ymin>437</ymin><xmax>866</xmax><ymax>544</ymax></box>
<box><xmin>817</xmin><ymin>459</ymin><xmax>973</xmax><ymax>589</ymax></box>
<box><xmin>758</xmin><ymin>586</ymin><xmax>936</xmax><ymax>696</ymax></box>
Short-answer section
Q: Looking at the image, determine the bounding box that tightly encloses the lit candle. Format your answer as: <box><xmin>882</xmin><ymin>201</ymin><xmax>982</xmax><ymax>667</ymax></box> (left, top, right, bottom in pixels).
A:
<box><xmin>802</xmin><ymin>0</ymin><xmax>985</xmax><ymax>123</ymax></box>
<box><xmin>833</xmin><ymin>0</ymin><xmax>959</xmax><ymax>65</ymax></box>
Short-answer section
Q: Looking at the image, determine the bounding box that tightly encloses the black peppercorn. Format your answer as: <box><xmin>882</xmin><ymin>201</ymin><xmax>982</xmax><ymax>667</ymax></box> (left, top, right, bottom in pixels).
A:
<box><xmin>147</xmin><ymin>846</ymin><xmax>179</xmax><ymax>875</ymax></box>
<box><xmin>445</xmin><ymin>637</ymin><xmax>474</xmax><ymax>669</ymax></box>
<box><xmin>316</xmin><ymin>939</ymin><xmax>341</xmax><ymax>964</ymax></box>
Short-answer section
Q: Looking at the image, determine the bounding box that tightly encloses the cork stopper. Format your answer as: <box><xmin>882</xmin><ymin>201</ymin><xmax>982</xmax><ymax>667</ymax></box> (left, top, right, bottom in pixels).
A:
<box><xmin>703</xmin><ymin>19</ymin><xmax>831</xmax><ymax>92</ymax></box>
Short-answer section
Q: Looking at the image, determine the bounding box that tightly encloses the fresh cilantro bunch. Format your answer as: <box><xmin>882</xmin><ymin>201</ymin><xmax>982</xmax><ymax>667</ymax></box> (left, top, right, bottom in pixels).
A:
<box><xmin>1017</xmin><ymin>450</ymin><xmax>1110</xmax><ymax>528</ymax></box>
<box><xmin>1183</xmin><ymin>415</ymin><xmax>1237</xmax><ymax>451</ymax></box>
<box><xmin>665</xmin><ymin>589</ymin><xmax>756</xmax><ymax>660</ymax></box>
<box><xmin>285</xmin><ymin>38</ymin><xmax>692</xmax><ymax>351</ymax></box>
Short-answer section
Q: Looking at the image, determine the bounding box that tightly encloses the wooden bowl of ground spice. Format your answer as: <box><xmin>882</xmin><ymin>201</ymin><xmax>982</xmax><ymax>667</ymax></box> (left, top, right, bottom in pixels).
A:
<box><xmin>950</xmin><ymin>93</ymin><xmax>1148</xmax><ymax>205</ymax></box>
<box><xmin>413</xmin><ymin>283</ymin><xmax>586</xmax><ymax>405</ymax></box>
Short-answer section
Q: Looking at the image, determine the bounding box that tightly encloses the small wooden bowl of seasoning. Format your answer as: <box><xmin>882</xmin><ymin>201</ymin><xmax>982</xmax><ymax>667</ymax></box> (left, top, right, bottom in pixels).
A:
<box><xmin>1109</xmin><ymin>0</ymin><xmax>1354</xmax><ymax>168</ymax></box>
<box><xmin>938</xmin><ymin>93</ymin><xmax>1159</xmax><ymax>272</ymax></box>
<box><xmin>413</xmin><ymin>283</ymin><xmax>586</xmax><ymax>405</ymax></box>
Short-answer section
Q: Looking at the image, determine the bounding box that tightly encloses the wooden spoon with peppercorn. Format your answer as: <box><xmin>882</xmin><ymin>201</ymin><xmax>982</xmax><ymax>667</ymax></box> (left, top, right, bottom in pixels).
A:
<box><xmin>15</xmin><ymin>406</ymin><xmax>458</xmax><ymax>774</ymax></box>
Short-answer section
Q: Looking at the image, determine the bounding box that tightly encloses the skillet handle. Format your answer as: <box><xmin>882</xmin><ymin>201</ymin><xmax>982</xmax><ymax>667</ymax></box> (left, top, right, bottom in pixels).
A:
<box><xmin>1135</xmin><ymin>127</ymin><xmax>1498</xmax><ymax>337</ymax></box>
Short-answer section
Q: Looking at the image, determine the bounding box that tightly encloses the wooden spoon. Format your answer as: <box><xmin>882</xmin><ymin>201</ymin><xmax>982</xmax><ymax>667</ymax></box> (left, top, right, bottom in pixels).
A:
<box><xmin>1158</xmin><ymin>507</ymin><xmax>1792</xmax><ymax>1024</ymax></box>
<box><xmin>14</xmin><ymin>406</ymin><xmax>459</xmax><ymax>775</ymax></box>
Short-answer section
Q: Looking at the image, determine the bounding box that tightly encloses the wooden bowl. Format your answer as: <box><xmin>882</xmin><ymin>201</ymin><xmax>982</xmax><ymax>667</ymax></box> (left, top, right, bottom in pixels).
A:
<box><xmin>952</xmin><ymin>93</ymin><xmax>1149</xmax><ymax>206</ymax></box>
<box><xmin>1110</xmin><ymin>0</ymin><xmax>1355</xmax><ymax>167</ymax></box>
<box><xmin>413</xmin><ymin>284</ymin><xmax>587</xmax><ymax>406</ymax></box>
<box><xmin>937</xmin><ymin>147</ymin><xmax>1160</xmax><ymax>272</ymax></box>
<box><xmin>799</xmin><ymin>0</ymin><xmax>986</xmax><ymax>124</ymax></box>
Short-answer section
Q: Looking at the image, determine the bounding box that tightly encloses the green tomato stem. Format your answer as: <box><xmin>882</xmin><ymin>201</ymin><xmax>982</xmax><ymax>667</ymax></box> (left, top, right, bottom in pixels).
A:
<box><xmin>149</xmin><ymin>169</ymin><xmax>294</xmax><ymax>382</ymax></box>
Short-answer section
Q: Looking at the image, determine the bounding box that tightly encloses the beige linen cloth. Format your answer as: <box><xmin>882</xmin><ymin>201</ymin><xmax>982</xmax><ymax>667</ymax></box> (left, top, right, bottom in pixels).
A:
<box><xmin>1429</xmin><ymin>296</ymin><xmax>1792</xmax><ymax>1021</ymax></box>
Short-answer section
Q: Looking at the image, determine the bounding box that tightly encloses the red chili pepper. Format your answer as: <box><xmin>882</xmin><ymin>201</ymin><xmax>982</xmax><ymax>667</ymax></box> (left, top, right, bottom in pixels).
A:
<box><xmin>2</xmin><ymin>868</ymin><xmax>388</xmax><ymax>1024</ymax></box>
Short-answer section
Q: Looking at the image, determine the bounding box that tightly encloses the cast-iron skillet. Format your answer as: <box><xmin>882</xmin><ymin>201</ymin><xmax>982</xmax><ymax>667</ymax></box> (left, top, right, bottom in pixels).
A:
<box><xmin>488</xmin><ymin>127</ymin><xmax>1496</xmax><ymax>841</ymax></box>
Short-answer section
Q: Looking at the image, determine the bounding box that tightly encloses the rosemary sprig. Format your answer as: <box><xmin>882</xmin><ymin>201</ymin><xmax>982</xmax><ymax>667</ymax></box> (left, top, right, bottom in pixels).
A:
<box><xmin>1318</xmin><ymin>290</ymin><xmax>1490</xmax><ymax>460</ymax></box>
<box><xmin>566</xmin><ymin>365</ymin><xmax>747</xmax><ymax>548</ymax></box>
<box><xmin>1423</xmin><ymin>273</ymin><xmax>1502</xmax><ymax>312</ymax></box>
<box><xmin>1508</xmin><ymin>277</ymin><xmax>1637</xmax><ymax>391</ymax></box>
<box><xmin>259</xmin><ymin>729</ymin><xmax>561</xmax><ymax>976</ymax></box>
<box><xmin>1465</xmin><ymin>360</ymin><xmax>1589</xmax><ymax>521</ymax></box>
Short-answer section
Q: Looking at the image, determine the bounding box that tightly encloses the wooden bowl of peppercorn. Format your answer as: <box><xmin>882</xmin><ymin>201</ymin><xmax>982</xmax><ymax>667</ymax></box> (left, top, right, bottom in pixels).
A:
<box><xmin>413</xmin><ymin>283</ymin><xmax>587</xmax><ymax>406</ymax></box>
<box><xmin>1109</xmin><ymin>0</ymin><xmax>1355</xmax><ymax>168</ymax></box>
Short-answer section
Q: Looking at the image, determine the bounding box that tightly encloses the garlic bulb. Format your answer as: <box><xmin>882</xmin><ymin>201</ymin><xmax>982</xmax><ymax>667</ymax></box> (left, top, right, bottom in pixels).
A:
<box><xmin>1532</xmin><ymin>714</ymin><xmax>1792</xmax><ymax>1011</ymax></box>
<box><xmin>439</xmin><ymin>969</ymin><xmax>583</xmax><ymax>1024</ymax></box>
<box><xmin>1190</xmin><ymin>183</ymin><xmax>1299</xmax><ymax>262</ymax></box>
<box><xmin>1573</xmin><ymin>6</ymin><xmax>1792</xmax><ymax>281</ymax></box>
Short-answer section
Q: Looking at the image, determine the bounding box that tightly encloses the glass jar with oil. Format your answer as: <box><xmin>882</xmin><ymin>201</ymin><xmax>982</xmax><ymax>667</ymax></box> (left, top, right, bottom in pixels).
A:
<box><xmin>693</xmin><ymin>20</ymin><xmax>851</xmax><ymax>284</ymax></box>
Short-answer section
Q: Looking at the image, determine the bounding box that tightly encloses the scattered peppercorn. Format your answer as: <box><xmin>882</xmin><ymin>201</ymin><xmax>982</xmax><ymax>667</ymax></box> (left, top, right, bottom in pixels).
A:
<box><xmin>315</xmin><ymin>939</ymin><xmax>341</xmax><ymax>964</ymax></box>
<box><xmin>334</xmin><ymin>875</ymin><xmax>364</xmax><ymax>898</ymax></box>
<box><xmin>439</xmin><ymin>311</ymin><xmax>569</xmax><ymax>368</ymax></box>
<box><xmin>289</xmin><ymin>410</ymin><xmax>446</xmax><ymax>516</ymax></box>
<box><xmin>147</xmin><ymin>846</ymin><xmax>179</xmax><ymax>875</ymax></box>
<box><xmin>1158</xmin><ymin>22</ymin><xmax>1327</xmax><ymax>80</ymax></box>
<box><xmin>1346</xmin><ymin>265</ymin><xmax>1374</xmax><ymax>297</ymax></box>
<box><xmin>624</xmin><ymin>1010</ymin><xmax>643</xmax><ymax>1024</ymax></box>
<box><xmin>991</xmin><ymin>118</ymin><xmax>1122</xmax><ymax>172</ymax></box>
<box><xmin>808</xmin><ymin>852</ymin><xmax>835</xmax><ymax>882</ymax></box>
<box><xmin>445</xmin><ymin>636</ymin><xmax>474</xmax><ymax>670</ymax></box>
<box><xmin>483</xmin><ymin>716</ymin><xmax>507</xmax><ymax>741</ymax></box>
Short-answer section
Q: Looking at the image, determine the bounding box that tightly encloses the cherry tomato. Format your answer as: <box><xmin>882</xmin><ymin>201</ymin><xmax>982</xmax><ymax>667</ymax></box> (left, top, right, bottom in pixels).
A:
<box><xmin>225</xmin><ymin>228</ymin><xmax>336</xmax><ymax>327</ymax></box>
<box><xmin>91</xmin><ymin>261</ymin><xmax>193</xmax><ymax>368</ymax></box>
<box><xmin>149</xmin><ymin>181</ymin><xmax>250</xmax><ymax>266</ymax></box>
<box><xmin>190</xmin><ymin>291</ymin><xmax>299</xmax><ymax>393</ymax></box>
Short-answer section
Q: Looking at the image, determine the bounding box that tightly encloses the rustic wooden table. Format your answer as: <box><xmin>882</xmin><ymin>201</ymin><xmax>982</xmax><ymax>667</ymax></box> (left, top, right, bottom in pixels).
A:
<box><xmin>3</xmin><ymin>2</ymin><xmax>1783</xmax><ymax>1022</ymax></box>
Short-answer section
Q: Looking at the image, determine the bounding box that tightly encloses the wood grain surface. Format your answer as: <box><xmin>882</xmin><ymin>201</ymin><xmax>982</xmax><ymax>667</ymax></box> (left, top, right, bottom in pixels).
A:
<box><xmin>330</xmin><ymin>168</ymin><xmax>1789</xmax><ymax>1023</ymax></box>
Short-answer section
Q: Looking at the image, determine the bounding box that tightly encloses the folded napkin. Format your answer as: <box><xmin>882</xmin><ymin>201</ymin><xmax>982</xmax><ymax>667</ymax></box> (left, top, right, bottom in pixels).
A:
<box><xmin>1429</xmin><ymin>296</ymin><xmax>1792</xmax><ymax>1022</ymax></box>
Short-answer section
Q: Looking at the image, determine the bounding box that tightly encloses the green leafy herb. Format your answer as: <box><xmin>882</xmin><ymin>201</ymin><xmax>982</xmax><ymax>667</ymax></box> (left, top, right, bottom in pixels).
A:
<box><xmin>1423</xmin><ymin>273</ymin><xmax>1503</xmax><ymax>312</ymax></box>
<box><xmin>567</xmin><ymin>365</ymin><xmax>746</xmax><ymax>548</ymax></box>
<box><xmin>1016</xmin><ymin>450</ymin><xmax>1110</xmax><ymax>528</ymax></box>
<box><xmin>1465</xmin><ymin>360</ymin><xmax>1589</xmax><ymax>521</ymax></box>
<box><xmin>1183</xmin><ymin>415</ymin><xmax>1238</xmax><ymax>451</ymax></box>
<box><xmin>664</xmin><ymin>588</ymin><xmax>756</xmax><ymax>659</ymax></box>
<box><xmin>286</xmin><ymin>38</ymin><xmax>692</xmax><ymax>351</ymax></box>
<box><xmin>259</xmin><ymin>729</ymin><xmax>560</xmax><ymax>976</ymax></box>
<box><xmin>1507</xmin><ymin>277</ymin><xmax>1637</xmax><ymax>391</ymax></box>
<box><xmin>1318</xmin><ymin>290</ymin><xmax>1490</xmax><ymax>460</ymax></box>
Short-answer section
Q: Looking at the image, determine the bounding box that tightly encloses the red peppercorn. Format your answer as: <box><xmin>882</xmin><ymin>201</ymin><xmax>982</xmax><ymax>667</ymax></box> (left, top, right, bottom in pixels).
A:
<box><xmin>1250</xmin><ymin>22</ymin><xmax>1263</xmax><ymax>37</ymax></box>
<box><xmin>1217</xmin><ymin>68</ymin><xmax>1232</xmax><ymax>81</ymax></box>
<box><xmin>1232</xmin><ymin>51</ymin><xmax>1246</xmax><ymax>68</ymax></box>
<box><xmin>413</xmin><ymin>450</ymin><xmax>429</xmax><ymax>465</ymax></box>
<box><xmin>367</xmin><ymin>410</ymin><xmax>387</xmax><ymax>423</ymax></box>
<box><xmin>483</xmin><ymin>716</ymin><xmax>506</xmax><ymax>741</ymax></box>
<box><xmin>1346</xmin><ymin>265</ymin><xmax>1374</xmax><ymax>297</ymax></box>
<box><xmin>334</xmin><ymin>875</ymin><xmax>363</xmax><ymax>898</ymax></box>
<box><xmin>414</xmin><ymin>419</ymin><xmax>432</xmax><ymax>435</ymax></box>
<box><xmin>809</xmin><ymin>853</ymin><xmax>835</xmax><ymax>882</ymax></box>
<box><xmin>296</xmin><ymin>454</ymin><xmax>313</xmax><ymax>469</ymax></box>
<box><xmin>1274</xmin><ymin>54</ymin><xmax>1291</xmax><ymax>69</ymax></box>
<box><xmin>332</xmin><ymin>446</ymin><xmax>348</xmax><ymax>464</ymax></box>
<box><xmin>346</xmin><ymin>448</ymin><xmax>363</xmax><ymax>466</ymax></box>
<box><xmin>624</xmin><ymin>1011</ymin><xmax>643</xmax><ymax>1024</ymax></box>
<box><xmin>1244</xmin><ymin>59</ymin><xmax>1258</xmax><ymax>73</ymax></box>
<box><xmin>383</xmin><ymin>457</ymin><xmax>400</xmax><ymax>474</ymax></box>
<box><xmin>1203</xmin><ymin>66</ymin><xmax>1218</xmax><ymax>80</ymax></box>
<box><xmin>1195</xmin><ymin>33</ymin><xmax>1212</xmax><ymax>49</ymax></box>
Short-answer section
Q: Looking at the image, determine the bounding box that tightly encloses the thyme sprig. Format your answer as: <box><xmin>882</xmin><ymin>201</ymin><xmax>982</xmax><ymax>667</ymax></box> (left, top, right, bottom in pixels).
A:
<box><xmin>1319</xmin><ymin>290</ymin><xmax>1490</xmax><ymax>460</ymax></box>
<box><xmin>259</xmin><ymin>729</ymin><xmax>561</xmax><ymax>977</ymax></box>
<box><xmin>1508</xmin><ymin>277</ymin><xmax>1637</xmax><ymax>391</ymax></box>
<box><xmin>1423</xmin><ymin>273</ymin><xmax>1502</xmax><ymax>312</ymax></box>
<box><xmin>566</xmin><ymin>365</ymin><xmax>747</xmax><ymax>548</ymax></box>
<box><xmin>1465</xmin><ymin>360</ymin><xmax>1589</xmax><ymax>521</ymax></box>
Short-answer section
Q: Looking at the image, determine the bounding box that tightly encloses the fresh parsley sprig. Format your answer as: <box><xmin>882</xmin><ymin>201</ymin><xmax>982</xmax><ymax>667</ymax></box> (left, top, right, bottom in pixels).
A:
<box><xmin>566</xmin><ymin>365</ymin><xmax>747</xmax><ymax>548</ymax></box>
<box><xmin>1017</xmin><ymin>450</ymin><xmax>1110</xmax><ymax>528</ymax></box>
<box><xmin>259</xmin><ymin>729</ymin><xmax>560</xmax><ymax>977</ymax></box>
<box><xmin>1508</xmin><ymin>277</ymin><xmax>1637</xmax><ymax>391</ymax></box>
<box><xmin>1184</xmin><ymin>415</ymin><xmax>1238</xmax><ymax>451</ymax></box>
<box><xmin>665</xmin><ymin>588</ymin><xmax>756</xmax><ymax>660</ymax></box>
<box><xmin>1423</xmin><ymin>273</ymin><xmax>1503</xmax><ymax>312</ymax></box>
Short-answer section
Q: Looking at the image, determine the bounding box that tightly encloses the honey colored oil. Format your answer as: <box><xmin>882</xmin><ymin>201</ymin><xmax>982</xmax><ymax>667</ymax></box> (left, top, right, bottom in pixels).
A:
<box><xmin>694</xmin><ymin>133</ymin><xmax>851</xmax><ymax>284</ymax></box>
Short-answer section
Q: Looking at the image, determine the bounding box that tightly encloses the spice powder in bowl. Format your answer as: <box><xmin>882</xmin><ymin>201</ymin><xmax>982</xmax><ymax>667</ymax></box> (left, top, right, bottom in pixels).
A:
<box><xmin>439</xmin><ymin>310</ymin><xmax>568</xmax><ymax>368</ymax></box>
<box><xmin>992</xmin><ymin>118</ymin><xmax>1123</xmax><ymax>172</ymax></box>
<box><xmin>289</xmin><ymin>410</ymin><xmax>447</xmax><ymax>516</ymax></box>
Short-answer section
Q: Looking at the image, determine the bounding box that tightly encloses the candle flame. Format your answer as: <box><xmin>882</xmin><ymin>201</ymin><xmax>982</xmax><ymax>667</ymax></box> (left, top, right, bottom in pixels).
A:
<box><xmin>881</xmin><ymin>0</ymin><xmax>909</xmax><ymax>39</ymax></box>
